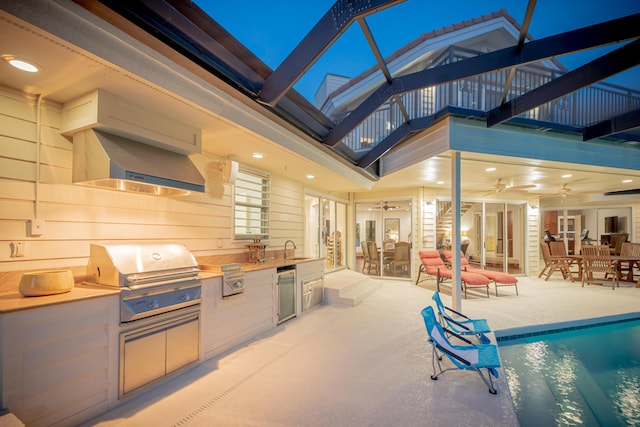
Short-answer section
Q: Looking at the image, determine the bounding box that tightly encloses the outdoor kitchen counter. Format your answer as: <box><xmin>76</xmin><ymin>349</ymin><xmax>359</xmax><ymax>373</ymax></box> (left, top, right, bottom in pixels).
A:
<box><xmin>0</xmin><ymin>282</ymin><xmax>120</xmax><ymax>313</ymax></box>
<box><xmin>199</xmin><ymin>257</ymin><xmax>321</xmax><ymax>275</ymax></box>
<box><xmin>0</xmin><ymin>258</ymin><xmax>321</xmax><ymax>312</ymax></box>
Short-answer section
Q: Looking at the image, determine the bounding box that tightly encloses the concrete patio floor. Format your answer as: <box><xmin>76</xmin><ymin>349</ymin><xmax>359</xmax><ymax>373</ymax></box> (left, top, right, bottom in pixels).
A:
<box><xmin>83</xmin><ymin>273</ymin><xmax>640</xmax><ymax>427</ymax></box>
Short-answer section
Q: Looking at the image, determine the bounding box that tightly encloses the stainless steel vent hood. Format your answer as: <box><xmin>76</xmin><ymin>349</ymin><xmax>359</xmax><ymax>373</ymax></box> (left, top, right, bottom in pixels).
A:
<box><xmin>73</xmin><ymin>129</ymin><xmax>205</xmax><ymax>196</ymax></box>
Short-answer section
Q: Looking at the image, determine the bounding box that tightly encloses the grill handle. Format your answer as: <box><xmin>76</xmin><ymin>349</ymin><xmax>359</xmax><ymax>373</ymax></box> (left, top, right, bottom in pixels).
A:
<box><xmin>127</xmin><ymin>275</ymin><xmax>201</xmax><ymax>291</ymax></box>
<box><xmin>126</xmin><ymin>268</ymin><xmax>200</xmax><ymax>286</ymax></box>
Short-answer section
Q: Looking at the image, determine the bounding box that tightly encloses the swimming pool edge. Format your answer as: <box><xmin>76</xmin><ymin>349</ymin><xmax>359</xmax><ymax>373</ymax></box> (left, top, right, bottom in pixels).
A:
<box><xmin>494</xmin><ymin>311</ymin><xmax>640</xmax><ymax>342</ymax></box>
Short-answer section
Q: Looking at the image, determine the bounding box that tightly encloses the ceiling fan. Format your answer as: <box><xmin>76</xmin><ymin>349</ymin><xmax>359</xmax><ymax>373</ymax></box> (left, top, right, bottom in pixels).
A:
<box><xmin>557</xmin><ymin>183</ymin><xmax>573</xmax><ymax>198</ymax></box>
<box><xmin>541</xmin><ymin>183</ymin><xmax>574</xmax><ymax>199</ymax></box>
<box><xmin>368</xmin><ymin>201</ymin><xmax>401</xmax><ymax>211</ymax></box>
<box><xmin>382</xmin><ymin>201</ymin><xmax>400</xmax><ymax>211</ymax></box>
<box><xmin>482</xmin><ymin>178</ymin><xmax>536</xmax><ymax>196</ymax></box>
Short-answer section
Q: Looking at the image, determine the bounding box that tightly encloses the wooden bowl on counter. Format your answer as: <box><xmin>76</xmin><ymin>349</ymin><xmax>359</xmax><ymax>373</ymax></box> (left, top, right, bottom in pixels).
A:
<box><xmin>19</xmin><ymin>270</ymin><xmax>75</xmax><ymax>296</ymax></box>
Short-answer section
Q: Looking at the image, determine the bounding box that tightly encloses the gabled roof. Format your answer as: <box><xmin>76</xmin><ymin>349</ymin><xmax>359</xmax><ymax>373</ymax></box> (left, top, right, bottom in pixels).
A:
<box><xmin>321</xmin><ymin>8</ymin><xmax>566</xmax><ymax>110</ymax></box>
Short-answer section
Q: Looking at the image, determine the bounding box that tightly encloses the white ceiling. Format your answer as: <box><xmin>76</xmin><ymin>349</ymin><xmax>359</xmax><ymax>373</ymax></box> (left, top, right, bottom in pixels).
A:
<box><xmin>1</xmin><ymin>6</ymin><xmax>638</xmax><ymax>203</ymax></box>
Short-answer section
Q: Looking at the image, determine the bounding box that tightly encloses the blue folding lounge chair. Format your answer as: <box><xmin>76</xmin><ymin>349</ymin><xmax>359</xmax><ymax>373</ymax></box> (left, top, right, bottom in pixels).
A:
<box><xmin>432</xmin><ymin>292</ymin><xmax>491</xmax><ymax>344</ymax></box>
<box><xmin>421</xmin><ymin>306</ymin><xmax>501</xmax><ymax>394</ymax></box>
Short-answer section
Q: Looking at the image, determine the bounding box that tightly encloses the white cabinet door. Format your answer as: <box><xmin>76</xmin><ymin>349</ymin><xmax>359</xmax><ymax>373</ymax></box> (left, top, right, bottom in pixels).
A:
<box><xmin>201</xmin><ymin>271</ymin><xmax>276</xmax><ymax>359</ymax></box>
<box><xmin>1</xmin><ymin>295</ymin><xmax>119</xmax><ymax>427</ymax></box>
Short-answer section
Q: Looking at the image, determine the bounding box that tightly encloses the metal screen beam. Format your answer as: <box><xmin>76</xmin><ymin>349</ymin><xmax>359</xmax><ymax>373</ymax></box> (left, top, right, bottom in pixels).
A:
<box><xmin>499</xmin><ymin>0</ymin><xmax>537</xmax><ymax>105</ymax></box>
<box><xmin>82</xmin><ymin>0</ymin><xmax>337</xmax><ymax>138</ymax></box>
<box><xmin>258</xmin><ymin>0</ymin><xmax>403</xmax><ymax>106</ymax></box>
<box><xmin>583</xmin><ymin>108</ymin><xmax>640</xmax><ymax>141</ymax></box>
<box><xmin>357</xmin><ymin>116</ymin><xmax>434</xmax><ymax>168</ymax></box>
<box><xmin>487</xmin><ymin>39</ymin><xmax>640</xmax><ymax>127</ymax></box>
<box><xmin>323</xmin><ymin>13</ymin><xmax>640</xmax><ymax>147</ymax></box>
<box><xmin>358</xmin><ymin>17</ymin><xmax>410</xmax><ymax>124</ymax></box>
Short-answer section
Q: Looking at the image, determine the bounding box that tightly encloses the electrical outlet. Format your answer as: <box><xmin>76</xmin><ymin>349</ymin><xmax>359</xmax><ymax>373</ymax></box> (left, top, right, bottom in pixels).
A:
<box><xmin>11</xmin><ymin>241</ymin><xmax>25</xmax><ymax>257</ymax></box>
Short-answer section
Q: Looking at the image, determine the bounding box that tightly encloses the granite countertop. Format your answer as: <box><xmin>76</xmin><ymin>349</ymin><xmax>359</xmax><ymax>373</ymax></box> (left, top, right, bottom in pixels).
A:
<box><xmin>0</xmin><ymin>258</ymin><xmax>322</xmax><ymax>313</ymax></box>
<box><xmin>0</xmin><ymin>283</ymin><xmax>120</xmax><ymax>313</ymax></box>
<box><xmin>199</xmin><ymin>257</ymin><xmax>321</xmax><ymax>273</ymax></box>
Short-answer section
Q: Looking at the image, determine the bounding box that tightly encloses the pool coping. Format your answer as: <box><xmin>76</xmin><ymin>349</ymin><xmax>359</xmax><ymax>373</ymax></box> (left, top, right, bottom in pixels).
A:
<box><xmin>495</xmin><ymin>311</ymin><xmax>640</xmax><ymax>342</ymax></box>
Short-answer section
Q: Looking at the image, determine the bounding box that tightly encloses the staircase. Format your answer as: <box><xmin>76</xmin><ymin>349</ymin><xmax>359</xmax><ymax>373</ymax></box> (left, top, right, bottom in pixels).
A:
<box><xmin>436</xmin><ymin>200</ymin><xmax>475</xmax><ymax>243</ymax></box>
<box><xmin>324</xmin><ymin>270</ymin><xmax>382</xmax><ymax>307</ymax></box>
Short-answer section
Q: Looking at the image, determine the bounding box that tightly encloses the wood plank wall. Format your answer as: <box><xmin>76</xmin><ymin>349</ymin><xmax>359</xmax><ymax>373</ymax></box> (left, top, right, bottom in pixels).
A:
<box><xmin>0</xmin><ymin>87</ymin><xmax>304</xmax><ymax>291</ymax></box>
<box><xmin>1</xmin><ymin>85</ymin><xmax>637</xmax><ymax>288</ymax></box>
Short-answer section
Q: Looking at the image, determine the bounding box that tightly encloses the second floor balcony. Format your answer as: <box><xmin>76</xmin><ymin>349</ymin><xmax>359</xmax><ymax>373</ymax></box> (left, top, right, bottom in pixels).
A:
<box><xmin>336</xmin><ymin>46</ymin><xmax>640</xmax><ymax>155</ymax></box>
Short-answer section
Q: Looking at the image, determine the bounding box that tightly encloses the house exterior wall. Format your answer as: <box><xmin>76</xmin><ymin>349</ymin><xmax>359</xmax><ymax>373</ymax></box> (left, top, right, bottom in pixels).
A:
<box><xmin>1</xmin><ymin>84</ymin><xmax>637</xmax><ymax>290</ymax></box>
<box><xmin>0</xmin><ymin>86</ymin><xmax>304</xmax><ymax>292</ymax></box>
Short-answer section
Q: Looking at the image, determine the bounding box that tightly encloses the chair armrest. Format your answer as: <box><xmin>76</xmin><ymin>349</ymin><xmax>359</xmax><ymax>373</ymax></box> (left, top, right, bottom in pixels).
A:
<box><xmin>442</xmin><ymin>326</ymin><xmax>474</xmax><ymax>345</ymax></box>
<box><xmin>443</xmin><ymin>314</ymin><xmax>472</xmax><ymax>332</ymax></box>
<box><xmin>435</xmin><ymin>343</ymin><xmax>471</xmax><ymax>366</ymax></box>
<box><xmin>444</xmin><ymin>305</ymin><xmax>470</xmax><ymax>320</ymax></box>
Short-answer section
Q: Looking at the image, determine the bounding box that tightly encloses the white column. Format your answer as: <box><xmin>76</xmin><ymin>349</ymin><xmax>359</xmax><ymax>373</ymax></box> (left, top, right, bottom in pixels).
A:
<box><xmin>451</xmin><ymin>152</ymin><xmax>462</xmax><ymax>310</ymax></box>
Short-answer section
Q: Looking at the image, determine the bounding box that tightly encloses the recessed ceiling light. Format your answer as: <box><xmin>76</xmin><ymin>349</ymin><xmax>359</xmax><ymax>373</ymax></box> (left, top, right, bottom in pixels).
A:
<box><xmin>2</xmin><ymin>55</ymin><xmax>39</xmax><ymax>72</ymax></box>
<box><xmin>486</xmin><ymin>167</ymin><xmax>496</xmax><ymax>172</ymax></box>
<box><xmin>306</xmin><ymin>174</ymin><xmax>315</xmax><ymax>179</ymax></box>
<box><xmin>562</xmin><ymin>174</ymin><xmax>572</xmax><ymax>178</ymax></box>
<box><xmin>436</xmin><ymin>181</ymin><xmax>445</xmax><ymax>185</ymax></box>
<box><xmin>252</xmin><ymin>153</ymin><xmax>264</xmax><ymax>159</ymax></box>
<box><xmin>622</xmin><ymin>179</ymin><xmax>632</xmax><ymax>183</ymax></box>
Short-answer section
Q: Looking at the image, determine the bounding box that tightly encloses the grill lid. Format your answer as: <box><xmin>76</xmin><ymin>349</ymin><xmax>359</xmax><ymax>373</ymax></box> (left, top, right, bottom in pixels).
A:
<box><xmin>87</xmin><ymin>243</ymin><xmax>199</xmax><ymax>287</ymax></box>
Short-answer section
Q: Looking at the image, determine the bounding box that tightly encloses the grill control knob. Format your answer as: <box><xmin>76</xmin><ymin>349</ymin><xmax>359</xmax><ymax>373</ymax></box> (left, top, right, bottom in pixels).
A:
<box><xmin>181</xmin><ymin>293</ymin><xmax>192</xmax><ymax>302</ymax></box>
<box><xmin>149</xmin><ymin>300</ymin><xmax>159</xmax><ymax>309</ymax></box>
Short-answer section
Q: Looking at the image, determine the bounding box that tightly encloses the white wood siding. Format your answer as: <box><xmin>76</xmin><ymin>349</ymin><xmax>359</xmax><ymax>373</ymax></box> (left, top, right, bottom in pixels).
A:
<box><xmin>0</xmin><ymin>88</ymin><xmax>306</xmax><ymax>289</ymax></box>
<box><xmin>527</xmin><ymin>206</ymin><xmax>541</xmax><ymax>275</ymax></box>
<box><xmin>201</xmin><ymin>269</ymin><xmax>275</xmax><ymax>359</ymax></box>
<box><xmin>1</xmin><ymin>295</ymin><xmax>119</xmax><ymax>427</ymax></box>
<box><xmin>269</xmin><ymin>175</ymin><xmax>305</xmax><ymax>251</ymax></box>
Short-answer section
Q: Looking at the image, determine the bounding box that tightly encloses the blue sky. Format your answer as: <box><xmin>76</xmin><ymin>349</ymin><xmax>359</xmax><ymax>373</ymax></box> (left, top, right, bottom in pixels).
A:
<box><xmin>198</xmin><ymin>0</ymin><xmax>640</xmax><ymax>101</ymax></box>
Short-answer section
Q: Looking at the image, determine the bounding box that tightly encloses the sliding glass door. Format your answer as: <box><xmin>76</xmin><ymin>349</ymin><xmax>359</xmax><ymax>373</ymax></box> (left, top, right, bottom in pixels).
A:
<box><xmin>304</xmin><ymin>194</ymin><xmax>347</xmax><ymax>272</ymax></box>
<box><xmin>322</xmin><ymin>198</ymin><xmax>346</xmax><ymax>270</ymax></box>
<box><xmin>477</xmin><ymin>202</ymin><xmax>524</xmax><ymax>274</ymax></box>
<box><xmin>355</xmin><ymin>199</ymin><xmax>413</xmax><ymax>279</ymax></box>
<box><xmin>439</xmin><ymin>200</ymin><xmax>525</xmax><ymax>274</ymax></box>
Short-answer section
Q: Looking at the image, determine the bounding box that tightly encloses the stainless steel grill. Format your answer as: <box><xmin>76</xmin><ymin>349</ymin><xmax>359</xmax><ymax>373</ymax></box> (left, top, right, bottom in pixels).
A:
<box><xmin>86</xmin><ymin>243</ymin><xmax>202</xmax><ymax>322</ymax></box>
<box><xmin>86</xmin><ymin>243</ymin><xmax>202</xmax><ymax>398</ymax></box>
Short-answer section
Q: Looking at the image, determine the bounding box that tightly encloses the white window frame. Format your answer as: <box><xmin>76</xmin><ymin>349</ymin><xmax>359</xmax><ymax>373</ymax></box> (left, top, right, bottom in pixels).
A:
<box><xmin>233</xmin><ymin>167</ymin><xmax>270</xmax><ymax>240</ymax></box>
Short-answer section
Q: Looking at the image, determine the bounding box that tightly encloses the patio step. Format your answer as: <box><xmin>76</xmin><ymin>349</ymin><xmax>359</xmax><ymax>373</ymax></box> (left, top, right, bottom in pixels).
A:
<box><xmin>324</xmin><ymin>270</ymin><xmax>382</xmax><ymax>307</ymax></box>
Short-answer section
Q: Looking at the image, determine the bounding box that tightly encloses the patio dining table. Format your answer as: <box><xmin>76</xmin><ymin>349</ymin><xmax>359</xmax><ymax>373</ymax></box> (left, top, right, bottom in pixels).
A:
<box><xmin>567</xmin><ymin>254</ymin><xmax>640</xmax><ymax>286</ymax></box>
<box><xmin>612</xmin><ymin>255</ymin><xmax>640</xmax><ymax>285</ymax></box>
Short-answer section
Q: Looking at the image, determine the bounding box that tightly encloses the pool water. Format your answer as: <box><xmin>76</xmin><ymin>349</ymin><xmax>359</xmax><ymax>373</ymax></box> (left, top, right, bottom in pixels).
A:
<box><xmin>498</xmin><ymin>319</ymin><xmax>640</xmax><ymax>427</ymax></box>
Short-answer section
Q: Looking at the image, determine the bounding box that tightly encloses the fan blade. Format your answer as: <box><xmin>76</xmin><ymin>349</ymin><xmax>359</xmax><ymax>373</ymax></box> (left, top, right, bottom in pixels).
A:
<box><xmin>508</xmin><ymin>184</ymin><xmax>537</xmax><ymax>190</ymax></box>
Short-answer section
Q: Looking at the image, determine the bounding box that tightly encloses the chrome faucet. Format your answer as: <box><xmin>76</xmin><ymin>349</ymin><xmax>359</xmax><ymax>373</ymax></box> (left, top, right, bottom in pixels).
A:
<box><xmin>284</xmin><ymin>240</ymin><xmax>297</xmax><ymax>260</ymax></box>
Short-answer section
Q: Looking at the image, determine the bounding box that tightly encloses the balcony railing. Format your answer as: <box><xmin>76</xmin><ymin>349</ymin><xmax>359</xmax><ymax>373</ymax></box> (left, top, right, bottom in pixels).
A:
<box><xmin>338</xmin><ymin>46</ymin><xmax>640</xmax><ymax>153</ymax></box>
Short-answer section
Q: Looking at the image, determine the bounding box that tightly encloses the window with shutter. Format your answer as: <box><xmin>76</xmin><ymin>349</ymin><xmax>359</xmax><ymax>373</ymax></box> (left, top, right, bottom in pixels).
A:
<box><xmin>233</xmin><ymin>168</ymin><xmax>270</xmax><ymax>240</ymax></box>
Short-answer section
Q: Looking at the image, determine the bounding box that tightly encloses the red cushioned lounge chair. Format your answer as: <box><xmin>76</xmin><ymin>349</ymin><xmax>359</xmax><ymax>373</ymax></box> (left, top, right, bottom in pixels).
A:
<box><xmin>416</xmin><ymin>250</ymin><xmax>490</xmax><ymax>298</ymax></box>
<box><xmin>443</xmin><ymin>251</ymin><xmax>518</xmax><ymax>297</ymax></box>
